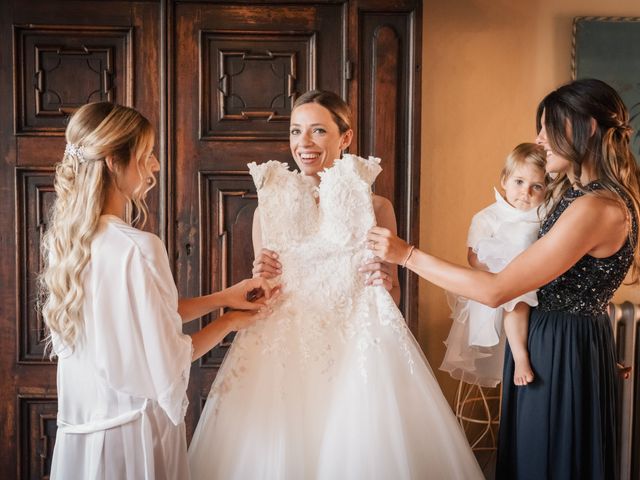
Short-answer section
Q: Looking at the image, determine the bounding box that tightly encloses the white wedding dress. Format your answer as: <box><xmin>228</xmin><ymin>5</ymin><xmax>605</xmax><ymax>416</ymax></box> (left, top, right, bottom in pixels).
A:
<box><xmin>188</xmin><ymin>155</ymin><xmax>483</xmax><ymax>479</ymax></box>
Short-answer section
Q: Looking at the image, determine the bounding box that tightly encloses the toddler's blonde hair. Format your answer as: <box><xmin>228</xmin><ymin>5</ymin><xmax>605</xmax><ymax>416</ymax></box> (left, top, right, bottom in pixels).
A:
<box><xmin>500</xmin><ymin>142</ymin><xmax>547</xmax><ymax>183</ymax></box>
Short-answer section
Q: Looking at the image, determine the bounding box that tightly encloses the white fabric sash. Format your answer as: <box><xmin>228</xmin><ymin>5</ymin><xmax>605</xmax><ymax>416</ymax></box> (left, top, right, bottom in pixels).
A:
<box><xmin>56</xmin><ymin>399</ymin><xmax>153</xmax><ymax>480</ymax></box>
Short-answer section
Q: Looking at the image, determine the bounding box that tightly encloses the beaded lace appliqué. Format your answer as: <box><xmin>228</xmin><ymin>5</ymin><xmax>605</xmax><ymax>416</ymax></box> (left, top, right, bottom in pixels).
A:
<box><xmin>207</xmin><ymin>155</ymin><xmax>418</xmax><ymax>407</ymax></box>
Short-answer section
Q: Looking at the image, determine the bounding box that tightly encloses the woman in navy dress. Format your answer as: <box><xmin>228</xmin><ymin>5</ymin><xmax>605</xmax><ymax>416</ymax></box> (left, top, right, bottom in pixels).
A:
<box><xmin>367</xmin><ymin>78</ymin><xmax>640</xmax><ymax>479</ymax></box>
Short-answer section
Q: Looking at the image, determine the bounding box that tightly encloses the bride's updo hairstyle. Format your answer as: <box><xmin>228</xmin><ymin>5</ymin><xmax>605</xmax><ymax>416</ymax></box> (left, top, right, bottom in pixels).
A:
<box><xmin>293</xmin><ymin>90</ymin><xmax>352</xmax><ymax>135</ymax></box>
<box><xmin>40</xmin><ymin>102</ymin><xmax>155</xmax><ymax>352</ymax></box>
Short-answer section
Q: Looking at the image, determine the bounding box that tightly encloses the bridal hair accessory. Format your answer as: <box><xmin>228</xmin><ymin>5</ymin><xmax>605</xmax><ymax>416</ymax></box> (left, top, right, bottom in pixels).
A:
<box><xmin>65</xmin><ymin>143</ymin><xmax>86</xmax><ymax>164</ymax></box>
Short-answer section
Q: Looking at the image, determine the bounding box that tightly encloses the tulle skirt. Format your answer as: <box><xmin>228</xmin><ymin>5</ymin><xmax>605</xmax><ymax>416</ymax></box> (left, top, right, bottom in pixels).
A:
<box><xmin>440</xmin><ymin>284</ymin><xmax>537</xmax><ymax>388</ymax></box>
<box><xmin>440</xmin><ymin>293</ymin><xmax>506</xmax><ymax>387</ymax></box>
<box><xmin>188</xmin><ymin>287</ymin><xmax>483</xmax><ymax>479</ymax></box>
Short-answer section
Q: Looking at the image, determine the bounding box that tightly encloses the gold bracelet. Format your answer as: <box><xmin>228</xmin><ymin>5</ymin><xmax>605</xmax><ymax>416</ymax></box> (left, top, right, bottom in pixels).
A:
<box><xmin>402</xmin><ymin>245</ymin><xmax>415</xmax><ymax>268</ymax></box>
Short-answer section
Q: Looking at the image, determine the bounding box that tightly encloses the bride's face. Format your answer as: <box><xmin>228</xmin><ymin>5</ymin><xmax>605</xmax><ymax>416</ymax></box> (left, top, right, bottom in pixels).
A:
<box><xmin>289</xmin><ymin>103</ymin><xmax>352</xmax><ymax>177</ymax></box>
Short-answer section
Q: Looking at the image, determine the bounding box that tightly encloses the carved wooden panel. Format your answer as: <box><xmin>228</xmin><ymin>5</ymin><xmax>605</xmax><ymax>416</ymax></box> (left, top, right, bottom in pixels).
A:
<box><xmin>18</xmin><ymin>395</ymin><xmax>57</xmax><ymax>480</ymax></box>
<box><xmin>14</xmin><ymin>25</ymin><xmax>133</xmax><ymax>136</ymax></box>
<box><xmin>201</xmin><ymin>31</ymin><xmax>317</xmax><ymax>141</ymax></box>
<box><xmin>2</xmin><ymin>2</ymin><xmax>161</xmax><ymax>477</ymax></box>
<box><xmin>356</xmin><ymin>10</ymin><xmax>419</xmax><ymax>327</ymax></box>
<box><xmin>359</xmin><ymin>14</ymin><xmax>408</xmax><ymax>199</ymax></box>
<box><xmin>16</xmin><ymin>168</ymin><xmax>56</xmax><ymax>364</ymax></box>
<box><xmin>369</xmin><ymin>25</ymin><xmax>399</xmax><ymax>203</ymax></box>
<box><xmin>198</xmin><ymin>172</ymin><xmax>257</xmax><ymax>367</ymax></box>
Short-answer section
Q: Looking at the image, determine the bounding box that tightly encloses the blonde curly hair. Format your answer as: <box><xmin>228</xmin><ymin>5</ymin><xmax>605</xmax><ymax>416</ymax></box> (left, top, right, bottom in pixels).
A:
<box><xmin>40</xmin><ymin>102</ymin><xmax>155</xmax><ymax>352</ymax></box>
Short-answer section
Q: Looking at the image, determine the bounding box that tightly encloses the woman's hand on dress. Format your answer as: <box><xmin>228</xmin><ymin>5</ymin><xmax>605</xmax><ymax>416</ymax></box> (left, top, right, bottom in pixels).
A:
<box><xmin>366</xmin><ymin>226</ymin><xmax>412</xmax><ymax>265</ymax></box>
<box><xmin>220</xmin><ymin>277</ymin><xmax>280</xmax><ymax>311</ymax></box>
<box><xmin>252</xmin><ymin>248</ymin><xmax>282</xmax><ymax>278</ymax></box>
<box><xmin>359</xmin><ymin>257</ymin><xmax>394</xmax><ymax>291</ymax></box>
<box><xmin>223</xmin><ymin>309</ymin><xmax>270</xmax><ymax>332</ymax></box>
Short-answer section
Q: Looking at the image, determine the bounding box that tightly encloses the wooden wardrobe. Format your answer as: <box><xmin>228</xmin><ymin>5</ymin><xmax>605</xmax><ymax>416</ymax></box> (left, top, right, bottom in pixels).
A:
<box><xmin>0</xmin><ymin>1</ymin><xmax>422</xmax><ymax>477</ymax></box>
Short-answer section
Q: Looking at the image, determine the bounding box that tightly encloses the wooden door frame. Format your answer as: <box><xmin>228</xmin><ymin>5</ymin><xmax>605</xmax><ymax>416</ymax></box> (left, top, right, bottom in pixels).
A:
<box><xmin>163</xmin><ymin>0</ymin><xmax>421</xmax><ymax>332</ymax></box>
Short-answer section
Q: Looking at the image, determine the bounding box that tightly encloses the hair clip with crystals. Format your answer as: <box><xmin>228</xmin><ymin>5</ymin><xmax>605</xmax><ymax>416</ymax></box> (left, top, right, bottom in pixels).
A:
<box><xmin>65</xmin><ymin>143</ymin><xmax>86</xmax><ymax>164</ymax></box>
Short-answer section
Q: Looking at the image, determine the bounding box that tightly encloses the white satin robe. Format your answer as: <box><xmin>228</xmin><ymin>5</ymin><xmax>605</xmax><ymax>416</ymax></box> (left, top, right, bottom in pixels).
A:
<box><xmin>50</xmin><ymin>215</ymin><xmax>193</xmax><ymax>480</ymax></box>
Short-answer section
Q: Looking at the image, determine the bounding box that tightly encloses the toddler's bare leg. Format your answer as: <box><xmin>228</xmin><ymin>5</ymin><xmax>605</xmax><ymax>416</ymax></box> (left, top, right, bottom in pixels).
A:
<box><xmin>504</xmin><ymin>302</ymin><xmax>534</xmax><ymax>386</ymax></box>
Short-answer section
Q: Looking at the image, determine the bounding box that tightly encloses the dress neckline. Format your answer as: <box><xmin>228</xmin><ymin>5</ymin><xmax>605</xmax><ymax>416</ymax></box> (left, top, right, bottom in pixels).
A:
<box><xmin>566</xmin><ymin>180</ymin><xmax>604</xmax><ymax>198</ymax></box>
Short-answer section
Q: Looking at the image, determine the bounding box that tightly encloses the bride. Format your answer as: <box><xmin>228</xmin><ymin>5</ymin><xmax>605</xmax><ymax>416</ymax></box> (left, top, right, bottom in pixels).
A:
<box><xmin>188</xmin><ymin>90</ymin><xmax>483</xmax><ymax>479</ymax></box>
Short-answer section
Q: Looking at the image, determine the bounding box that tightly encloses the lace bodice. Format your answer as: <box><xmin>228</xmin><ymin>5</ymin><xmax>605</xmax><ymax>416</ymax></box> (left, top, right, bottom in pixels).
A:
<box><xmin>248</xmin><ymin>155</ymin><xmax>383</xmax><ymax>316</ymax></box>
<box><xmin>191</xmin><ymin>155</ymin><xmax>485</xmax><ymax>480</ymax></box>
<box><xmin>243</xmin><ymin>155</ymin><xmax>414</xmax><ymax>374</ymax></box>
<box><xmin>249</xmin><ymin>155</ymin><xmax>382</xmax><ymax>251</ymax></box>
<box><xmin>248</xmin><ymin>161</ymin><xmax>319</xmax><ymax>249</ymax></box>
<box><xmin>537</xmin><ymin>183</ymin><xmax>638</xmax><ymax>315</ymax></box>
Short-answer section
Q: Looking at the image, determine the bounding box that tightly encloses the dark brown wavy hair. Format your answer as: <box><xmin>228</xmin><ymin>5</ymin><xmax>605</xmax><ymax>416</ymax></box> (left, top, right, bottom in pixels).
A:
<box><xmin>536</xmin><ymin>78</ymin><xmax>640</xmax><ymax>283</ymax></box>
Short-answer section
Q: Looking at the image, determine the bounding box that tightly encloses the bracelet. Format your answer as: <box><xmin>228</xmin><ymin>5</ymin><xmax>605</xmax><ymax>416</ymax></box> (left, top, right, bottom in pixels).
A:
<box><xmin>402</xmin><ymin>245</ymin><xmax>415</xmax><ymax>268</ymax></box>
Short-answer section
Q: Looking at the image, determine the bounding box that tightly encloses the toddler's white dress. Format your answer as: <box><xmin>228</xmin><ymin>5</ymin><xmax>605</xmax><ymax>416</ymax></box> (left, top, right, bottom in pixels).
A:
<box><xmin>440</xmin><ymin>189</ymin><xmax>541</xmax><ymax>387</ymax></box>
<box><xmin>188</xmin><ymin>155</ymin><xmax>483</xmax><ymax>479</ymax></box>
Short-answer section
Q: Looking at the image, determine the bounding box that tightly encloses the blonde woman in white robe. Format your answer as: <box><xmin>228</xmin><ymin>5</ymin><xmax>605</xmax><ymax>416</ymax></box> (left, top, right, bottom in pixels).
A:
<box><xmin>41</xmin><ymin>102</ymin><xmax>277</xmax><ymax>480</ymax></box>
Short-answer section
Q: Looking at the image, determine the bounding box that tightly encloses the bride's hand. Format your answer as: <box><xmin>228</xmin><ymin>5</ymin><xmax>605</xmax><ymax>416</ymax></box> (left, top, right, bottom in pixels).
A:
<box><xmin>220</xmin><ymin>277</ymin><xmax>280</xmax><ymax>311</ymax></box>
<box><xmin>366</xmin><ymin>227</ymin><xmax>412</xmax><ymax>265</ymax></box>
<box><xmin>252</xmin><ymin>248</ymin><xmax>282</xmax><ymax>279</ymax></box>
<box><xmin>359</xmin><ymin>257</ymin><xmax>394</xmax><ymax>291</ymax></box>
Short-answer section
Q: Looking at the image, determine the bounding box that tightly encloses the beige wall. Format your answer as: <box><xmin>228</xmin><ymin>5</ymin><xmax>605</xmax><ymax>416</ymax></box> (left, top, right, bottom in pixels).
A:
<box><xmin>420</xmin><ymin>0</ymin><xmax>640</xmax><ymax>404</ymax></box>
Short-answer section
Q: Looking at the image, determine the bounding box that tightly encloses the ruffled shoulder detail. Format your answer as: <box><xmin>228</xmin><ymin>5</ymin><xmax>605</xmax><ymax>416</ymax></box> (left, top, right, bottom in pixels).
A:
<box><xmin>321</xmin><ymin>154</ymin><xmax>382</xmax><ymax>186</ymax></box>
<box><xmin>248</xmin><ymin>160</ymin><xmax>290</xmax><ymax>190</ymax></box>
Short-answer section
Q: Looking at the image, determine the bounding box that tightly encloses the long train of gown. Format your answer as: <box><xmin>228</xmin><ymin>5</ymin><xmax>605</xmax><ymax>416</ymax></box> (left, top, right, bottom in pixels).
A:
<box><xmin>188</xmin><ymin>155</ymin><xmax>483</xmax><ymax>479</ymax></box>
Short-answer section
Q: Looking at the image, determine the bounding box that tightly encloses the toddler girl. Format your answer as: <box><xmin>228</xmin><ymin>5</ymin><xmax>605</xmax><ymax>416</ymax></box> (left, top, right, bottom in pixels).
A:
<box><xmin>440</xmin><ymin>143</ymin><xmax>547</xmax><ymax>386</ymax></box>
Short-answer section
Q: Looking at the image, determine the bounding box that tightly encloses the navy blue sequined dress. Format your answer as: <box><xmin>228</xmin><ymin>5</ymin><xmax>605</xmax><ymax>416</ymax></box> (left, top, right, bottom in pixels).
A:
<box><xmin>496</xmin><ymin>183</ymin><xmax>637</xmax><ymax>480</ymax></box>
